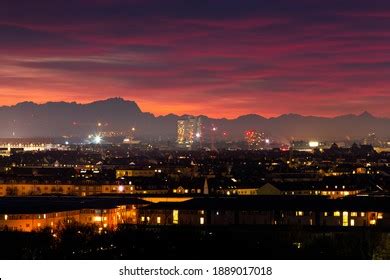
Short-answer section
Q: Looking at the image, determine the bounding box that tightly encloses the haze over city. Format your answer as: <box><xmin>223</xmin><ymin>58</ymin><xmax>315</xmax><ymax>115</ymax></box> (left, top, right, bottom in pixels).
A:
<box><xmin>1</xmin><ymin>0</ymin><xmax>390</xmax><ymax>118</ymax></box>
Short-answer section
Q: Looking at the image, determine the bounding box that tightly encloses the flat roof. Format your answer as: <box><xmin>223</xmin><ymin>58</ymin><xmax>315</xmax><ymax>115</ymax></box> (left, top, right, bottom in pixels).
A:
<box><xmin>142</xmin><ymin>195</ymin><xmax>390</xmax><ymax>212</ymax></box>
<box><xmin>0</xmin><ymin>196</ymin><xmax>149</xmax><ymax>214</ymax></box>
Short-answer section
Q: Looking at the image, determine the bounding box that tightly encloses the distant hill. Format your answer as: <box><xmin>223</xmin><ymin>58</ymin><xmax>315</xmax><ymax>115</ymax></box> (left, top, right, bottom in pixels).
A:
<box><xmin>0</xmin><ymin>97</ymin><xmax>389</xmax><ymax>141</ymax></box>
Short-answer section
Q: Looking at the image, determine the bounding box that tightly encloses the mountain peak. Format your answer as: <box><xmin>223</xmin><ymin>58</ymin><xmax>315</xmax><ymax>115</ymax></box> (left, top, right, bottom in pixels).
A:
<box><xmin>15</xmin><ymin>101</ymin><xmax>37</xmax><ymax>107</ymax></box>
<box><xmin>358</xmin><ymin>111</ymin><xmax>374</xmax><ymax>118</ymax></box>
<box><xmin>235</xmin><ymin>114</ymin><xmax>266</xmax><ymax>121</ymax></box>
<box><xmin>88</xmin><ymin>97</ymin><xmax>142</xmax><ymax>113</ymax></box>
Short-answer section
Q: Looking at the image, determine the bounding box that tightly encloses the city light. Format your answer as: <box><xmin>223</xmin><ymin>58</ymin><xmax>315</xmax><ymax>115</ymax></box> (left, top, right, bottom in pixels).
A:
<box><xmin>93</xmin><ymin>135</ymin><xmax>102</xmax><ymax>144</ymax></box>
<box><xmin>309</xmin><ymin>141</ymin><xmax>319</xmax><ymax>148</ymax></box>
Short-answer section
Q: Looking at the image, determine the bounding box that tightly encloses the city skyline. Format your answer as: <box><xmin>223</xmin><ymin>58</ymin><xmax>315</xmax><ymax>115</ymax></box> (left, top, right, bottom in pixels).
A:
<box><xmin>1</xmin><ymin>0</ymin><xmax>390</xmax><ymax>118</ymax></box>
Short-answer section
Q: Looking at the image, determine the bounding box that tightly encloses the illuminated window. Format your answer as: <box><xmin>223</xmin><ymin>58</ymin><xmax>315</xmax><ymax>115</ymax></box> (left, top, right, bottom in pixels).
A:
<box><xmin>324</xmin><ymin>212</ymin><xmax>328</xmax><ymax>217</ymax></box>
<box><xmin>351</xmin><ymin>212</ymin><xmax>357</xmax><ymax>217</ymax></box>
<box><xmin>378</xmin><ymin>213</ymin><xmax>383</xmax><ymax>219</ymax></box>
<box><xmin>200</xmin><ymin>217</ymin><xmax>205</xmax><ymax>225</ymax></box>
<box><xmin>370</xmin><ymin>220</ymin><xmax>376</xmax><ymax>225</ymax></box>
<box><xmin>157</xmin><ymin>217</ymin><xmax>161</xmax><ymax>224</ymax></box>
<box><xmin>4</xmin><ymin>214</ymin><xmax>8</xmax><ymax>220</ymax></box>
<box><xmin>361</xmin><ymin>212</ymin><xmax>365</xmax><ymax>217</ymax></box>
<box><xmin>94</xmin><ymin>216</ymin><xmax>103</xmax><ymax>222</ymax></box>
<box><xmin>173</xmin><ymin>210</ymin><xmax>179</xmax><ymax>224</ymax></box>
<box><xmin>350</xmin><ymin>219</ymin><xmax>355</xmax><ymax>226</ymax></box>
<box><xmin>141</xmin><ymin>216</ymin><xmax>145</xmax><ymax>222</ymax></box>
<box><xmin>146</xmin><ymin>216</ymin><xmax>150</xmax><ymax>222</ymax></box>
<box><xmin>342</xmin><ymin>212</ymin><xmax>348</xmax><ymax>226</ymax></box>
<box><xmin>334</xmin><ymin>211</ymin><xmax>340</xmax><ymax>217</ymax></box>
<box><xmin>296</xmin><ymin>211</ymin><xmax>303</xmax><ymax>216</ymax></box>
<box><xmin>200</xmin><ymin>210</ymin><xmax>205</xmax><ymax>215</ymax></box>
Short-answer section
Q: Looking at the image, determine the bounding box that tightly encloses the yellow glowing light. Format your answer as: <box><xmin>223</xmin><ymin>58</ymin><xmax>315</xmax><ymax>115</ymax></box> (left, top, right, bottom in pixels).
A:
<box><xmin>342</xmin><ymin>211</ymin><xmax>348</xmax><ymax>226</ymax></box>
<box><xmin>309</xmin><ymin>141</ymin><xmax>319</xmax><ymax>148</ymax></box>
<box><xmin>94</xmin><ymin>216</ymin><xmax>103</xmax><ymax>222</ymax></box>
<box><xmin>296</xmin><ymin>211</ymin><xmax>304</xmax><ymax>216</ymax></box>
<box><xmin>173</xmin><ymin>210</ymin><xmax>179</xmax><ymax>224</ymax></box>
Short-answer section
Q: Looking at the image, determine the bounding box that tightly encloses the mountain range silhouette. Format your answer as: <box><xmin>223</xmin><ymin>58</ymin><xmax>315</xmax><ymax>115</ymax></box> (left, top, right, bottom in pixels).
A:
<box><xmin>0</xmin><ymin>97</ymin><xmax>388</xmax><ymax>141</ymax></box>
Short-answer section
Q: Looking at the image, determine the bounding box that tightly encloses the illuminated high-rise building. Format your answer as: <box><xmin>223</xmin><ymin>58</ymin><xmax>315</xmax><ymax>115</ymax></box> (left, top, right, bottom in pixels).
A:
<box><xmin>363</xmin><ymin>132</ymin><xmax>380</xmax><ymax>147</ymax></box>
<box><xmin>245</xmin><ymin>130</ymin><xmax>266</xmax><ymax>150</ymax></box>
<box><xmin>177</xmin><ymin>117</ymin><xmax>202</xmax><ymax>148</ymax></box>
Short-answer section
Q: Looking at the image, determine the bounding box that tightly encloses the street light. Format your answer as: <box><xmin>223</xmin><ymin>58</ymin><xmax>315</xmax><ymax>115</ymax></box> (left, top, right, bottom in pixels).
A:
<box><xmin>94</xmin><ymin>135</ymin><xmax>102</xmax><ymax>144</ymax></box>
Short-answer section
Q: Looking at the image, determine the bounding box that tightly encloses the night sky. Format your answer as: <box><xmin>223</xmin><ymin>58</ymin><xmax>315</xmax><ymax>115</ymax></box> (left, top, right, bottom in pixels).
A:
<box><xmin>1</xmin><ymin>0</ymin><xmax>390</xmax><ymax>118</ymax></box>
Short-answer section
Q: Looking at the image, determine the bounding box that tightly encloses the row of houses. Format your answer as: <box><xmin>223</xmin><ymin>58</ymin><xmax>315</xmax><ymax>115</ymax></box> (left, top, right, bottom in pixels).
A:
<box><xmin>0</xmin><ymin>177</ymin><xmax>367</xmax><ymax>199</ymax></box>
<box><xmin>0</xmin><ymin>197</ymin><xmax>144</xmax><ymax>232</ymax></box>
<box><xmin>1</xmin><ymin>196</ymin><xmax>390</xmax><ymax>232</ymax></box>
<box><xmin>138</xmin><ymin>197</ymin><xmax>390</xmax><ymax>227</ymax></box>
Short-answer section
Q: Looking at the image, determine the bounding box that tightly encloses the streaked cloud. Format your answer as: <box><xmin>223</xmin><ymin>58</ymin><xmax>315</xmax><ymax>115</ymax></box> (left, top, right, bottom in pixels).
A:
<box><xmin>0</xmin><ymin>0</ymin><xmax>390</xmax><ymax>117</ymax></box>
